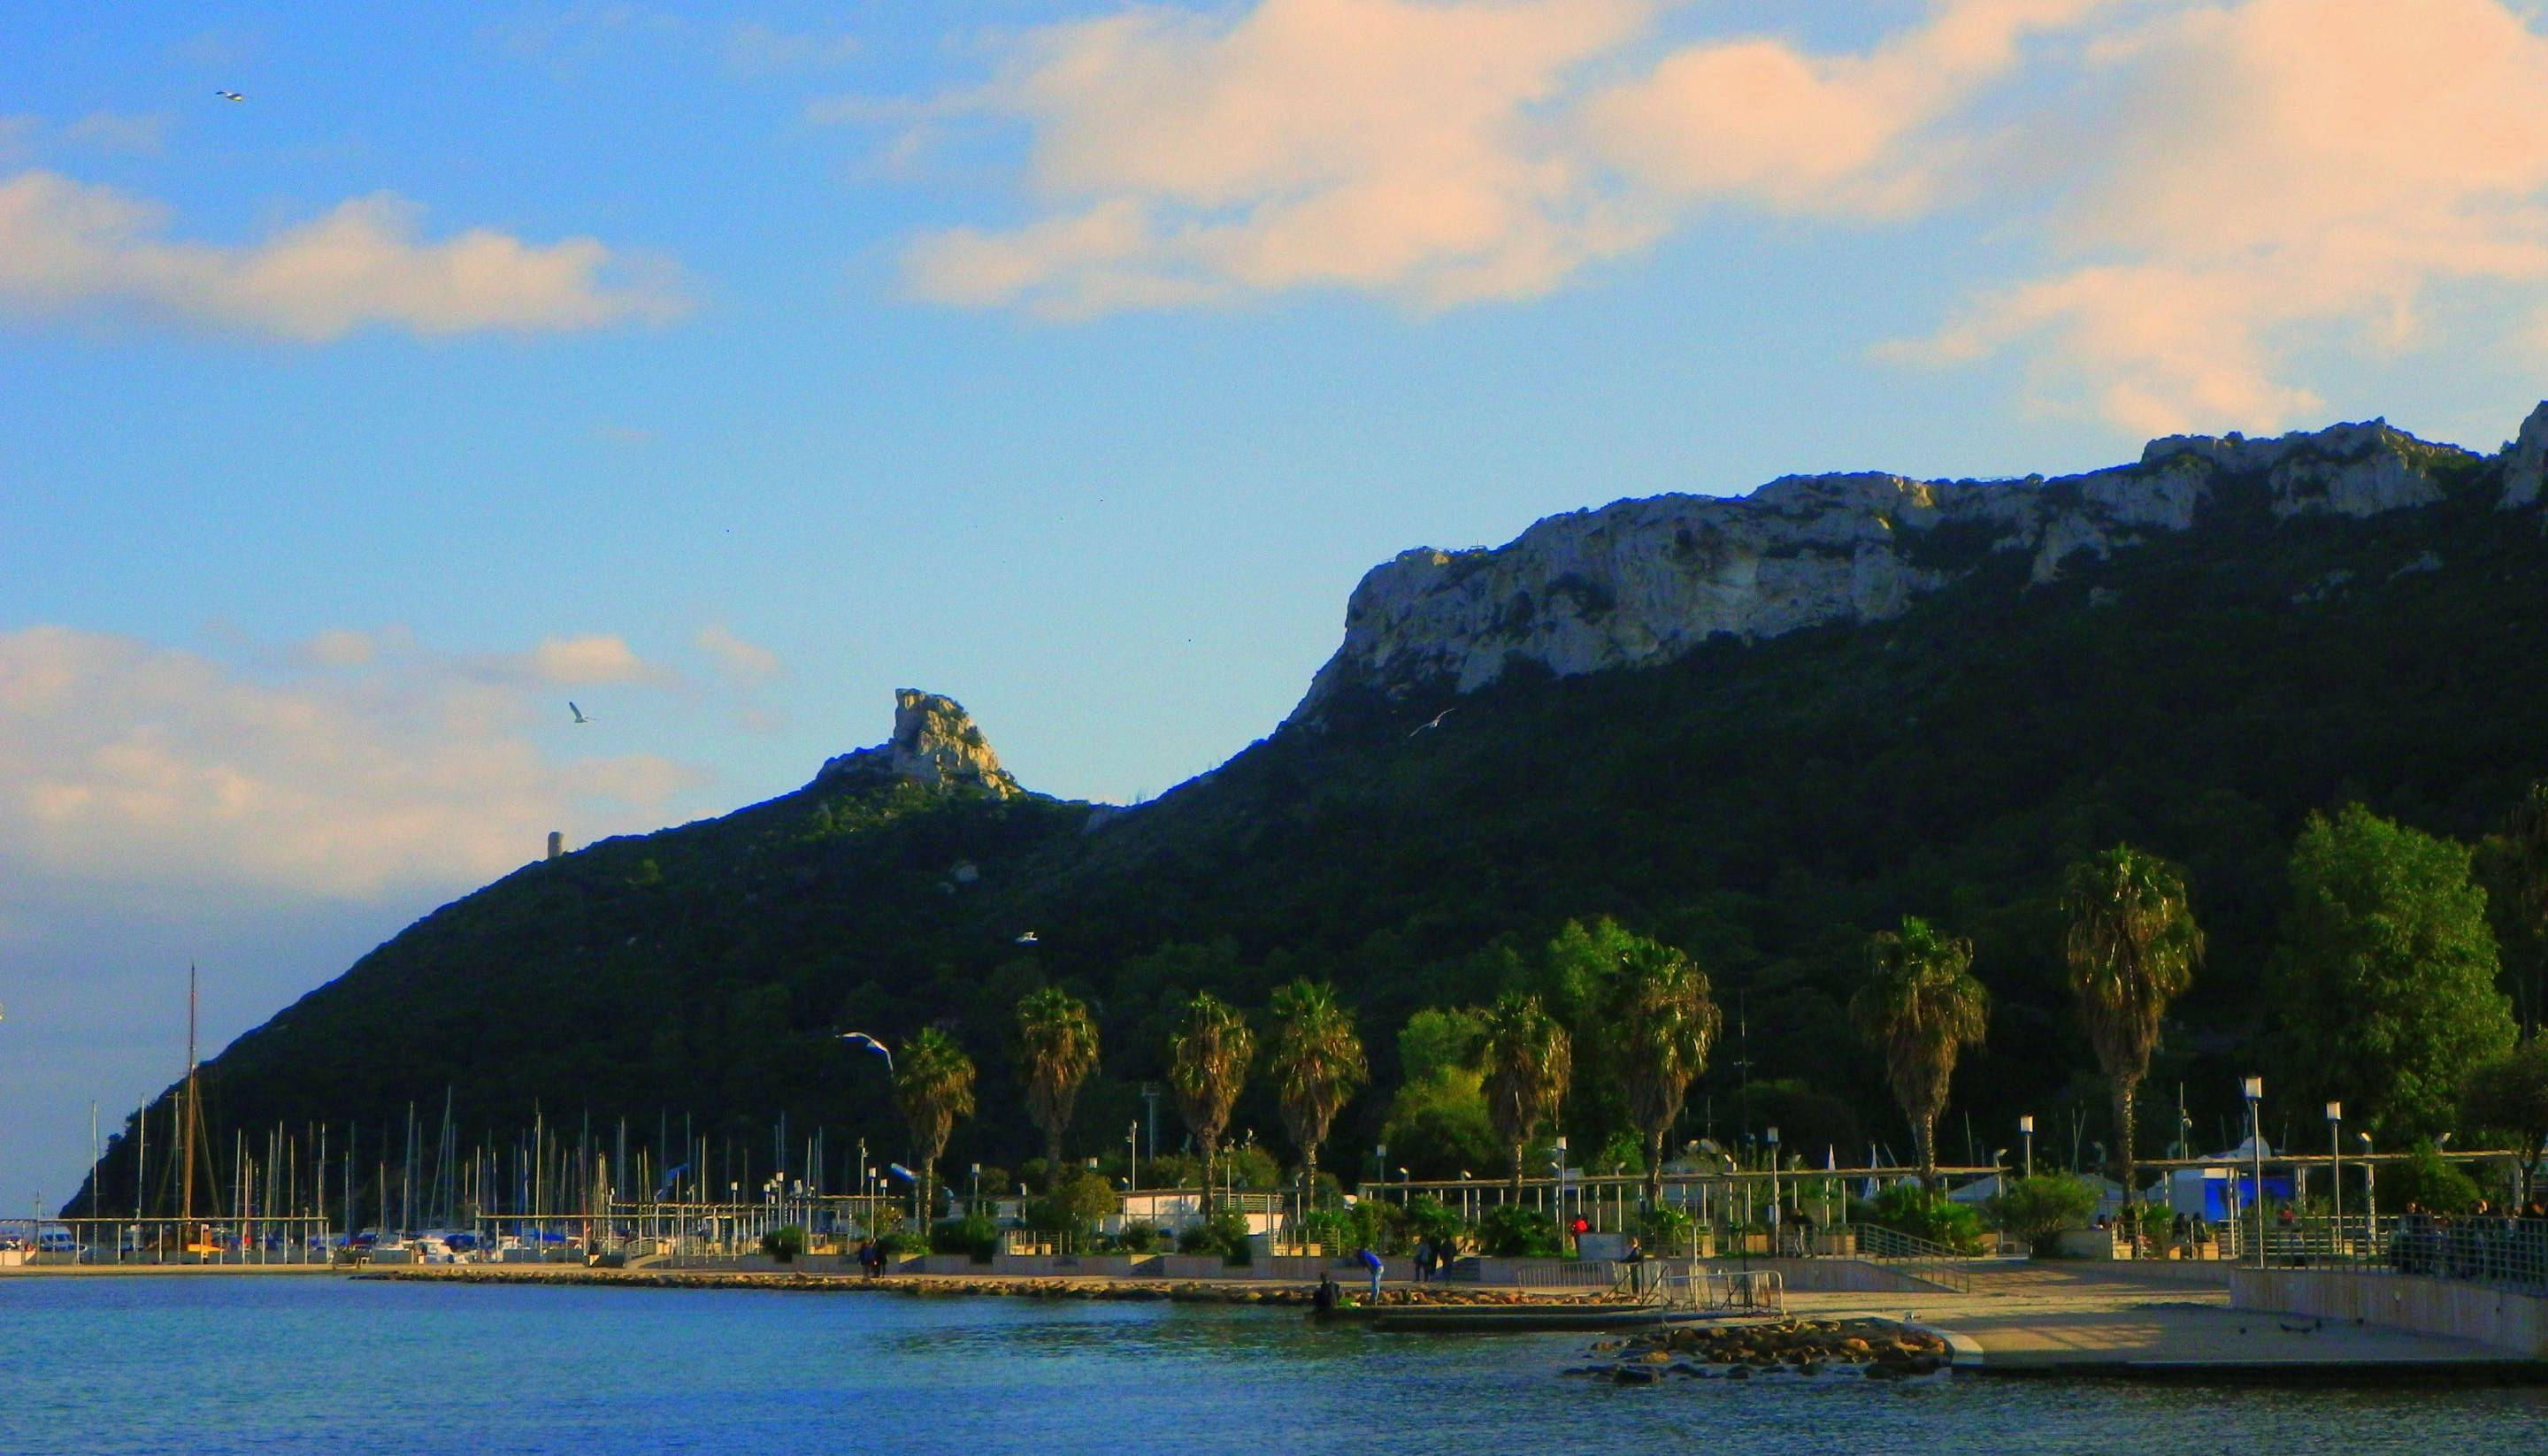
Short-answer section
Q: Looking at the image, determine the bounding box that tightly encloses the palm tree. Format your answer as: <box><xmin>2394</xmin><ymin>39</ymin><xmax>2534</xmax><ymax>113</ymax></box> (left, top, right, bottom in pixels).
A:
<box><xmin>1168</xmin><ymin>992</ymin><xmax>1255</xmax><ymax>1213</ymax></box>
<box><xmin>891</xmin><ymin>1026</ymin><xmax>976</xmax><ymax>1227</ymax></box>
<box><xmin>1268</xmin><ymin>979</ymin><xmax>1367</xmax><ymax>1222</ymax></box>
<box><xmin>1612</xmin><ymin>943</ymin><xmax>1722</xmax><ymax>1212</ymax></box>
<box><xmin>1851</xmin><ymin>916</ymin><xmax>1988</xmax><ymax>1192</ymax></box>
<box><xmin>2061</xmin><ymin>846</ymin><xmax>2204</xmax><ymax>1210</ymax></box>
<box><xmin>1016</xmin><ymin>986</ymin><xmax>1100</xmax><ymax>1193</ymax></box>
<box><xmin>1479</xmin><ymin>991</ymin><xmax>1570</xmax><ymax>1200</ymax></box>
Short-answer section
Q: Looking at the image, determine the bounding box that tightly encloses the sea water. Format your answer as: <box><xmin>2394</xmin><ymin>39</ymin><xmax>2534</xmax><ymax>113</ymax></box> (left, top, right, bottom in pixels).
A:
<box><xmin>0</xmin><ymin>1276</ymin><xmax>2536</xmax><ymax>1455</ymax></box>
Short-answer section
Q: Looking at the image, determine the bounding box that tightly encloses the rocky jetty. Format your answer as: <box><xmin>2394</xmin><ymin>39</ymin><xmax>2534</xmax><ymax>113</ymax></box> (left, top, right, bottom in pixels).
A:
<box><xmin>817</xmin><ymin>688</ymin><xmax>1020</xmax><ymax>798</ymax></box>
<box><xmin>1290</xmin><ymin>410</ymin><xmax>2531</xmax><ymax>720</ymax></box>
<box><xmin>357</xmin><ymin>1266</ymin><xmax>1616</xmax><ymax>1307</ymax></box>
<box><xmin>1566</xmin><ymin>1318</ymin><xmax>1951</xmax><ymax>1385</ymax></box>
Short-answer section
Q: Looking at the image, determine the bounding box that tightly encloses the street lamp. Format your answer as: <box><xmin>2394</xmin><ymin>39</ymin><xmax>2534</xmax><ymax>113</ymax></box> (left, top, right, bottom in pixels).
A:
<box><xmin>2018</xmin><ymin>1115</ymin><xmax>2035</xmax><ymax>1180</ymax></box>
<box><xmin>1128</xmin><ymin>1122</ymin><xmax>1140</xmax><ymax>1196</ymax></box>
<box><xmin>1765</xmin><ymin>1127</ymin><xmax>1781</xmax><ymax>1238</ymax></box>
<box><xmin>2325</xmin><ymin>1103</ymin><xmax>2343</xmax><ymax>1244</ymax></box>
<box><xmin>2357</xmin><ymin>1130</ymin><xmax>2375</xmax><ymax>1229</ymax></box>
<box><xmin>2242</xmin><ymin>1076</ymin><xmax>2265</xmax><ymax>1269</ymax></box>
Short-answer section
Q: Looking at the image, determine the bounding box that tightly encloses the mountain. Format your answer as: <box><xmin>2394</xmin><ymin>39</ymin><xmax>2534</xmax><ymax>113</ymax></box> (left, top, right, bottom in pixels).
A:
<box><xmin>73</xmin><ymin>406</ymin><xmax>2548</xmax><ymax>1215</ymax></box>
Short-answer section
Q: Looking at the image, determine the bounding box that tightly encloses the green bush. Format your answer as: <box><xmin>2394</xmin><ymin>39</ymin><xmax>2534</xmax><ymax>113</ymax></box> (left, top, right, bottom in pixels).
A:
<box><xmin>1396</xmin><ymin>1194</ymin><xmax>1467</xmax><ymax>1253</ymax></box>
<box><xmin>1985</xmin><ymin>1175</ymin><xmax>2099</xmax><ymax>1253</ymax></box>
<box><xmin>873</xmin><ymin>1230</ymin><xmax>924</xmax><ymax>1259</ymax></box>
<box><xmin>1633</xmin><ymin>1205</ymin><xmax>1695</xmax><ymax>1253</ymax></box>
<box><xmin>1025</xmin><ymin>1171</ymin><xmax>1118</xmax><ymax>1247</ymax></box>
<box><xmin>2389</xmin><ymin>1140</ymin><xmax>2484</xmax><ymax>1215</ymax></box>
<box><xmin>1478</xmin><ymin>1204</ymin><xmax>1560</xmax><ymax>1258</ymax></box>
<box><xmin>759</xmin><ymin>1224</ymin><xmax>807</xmax><ymax>1262</ymax></box>
<box><xmin>929</xmin><ymin>1214</ymin><xmax>998</xmax><ymax>1261</ymax></box>
<box><xmin>1178</xmin><ymin>1209</ymin><xmax>1253</xmax><ymax>1264</ymax></box>
<box><xmin>1113</xmin><ymin>1220</ymin><xmax>1165</xmax><ymax>1253</ymax></box>
<box><xmin>1861</xmin><ymin>1184</ymin><xmax>1985</xmax><ymax>1253</ymax></box>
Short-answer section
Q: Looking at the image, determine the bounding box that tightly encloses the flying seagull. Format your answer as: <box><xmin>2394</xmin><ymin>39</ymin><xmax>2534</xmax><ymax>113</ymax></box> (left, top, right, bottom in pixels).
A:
<box><xmin>839</xmin><ymin>1031</ymin><xmax>894</xmax><ymax>1073</ymax></box>
<box><xmin>1408</xmin><ymin>708</ymin><xmax>1454</xmax><ymax>738</ymax></box>
<box><xmin>1014</xmin><ymin>931</ymin><xmax>1040</xmax><ymax>946</ymax></box>
<box><xmin>217</xmin><ymin>90</ymin><xmax>245</xmax><ymax>102</ymax></box>
<box><xmin>568</xmin><ymin>701</ymin><xmax>590</xmax><ymax>724</ymax></box>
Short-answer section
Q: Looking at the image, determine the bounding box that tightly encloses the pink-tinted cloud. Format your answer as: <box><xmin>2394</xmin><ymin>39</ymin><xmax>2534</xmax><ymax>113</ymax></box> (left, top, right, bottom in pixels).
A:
<box><xmin>0</xmin><ymin>170</ymin><xmax>684</xmax><ymax>340</ymax></box>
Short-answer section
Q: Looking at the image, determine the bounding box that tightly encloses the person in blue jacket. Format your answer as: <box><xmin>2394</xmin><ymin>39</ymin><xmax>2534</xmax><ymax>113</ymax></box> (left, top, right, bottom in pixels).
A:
<box><xmin>1355</xmin><ymin>1245</ymin><xmax>1384</xmax><ymax>1300</ymax></box>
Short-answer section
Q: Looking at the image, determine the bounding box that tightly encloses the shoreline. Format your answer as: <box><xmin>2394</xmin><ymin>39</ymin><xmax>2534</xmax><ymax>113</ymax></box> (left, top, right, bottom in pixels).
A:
<box><xmin>353</xmin><ymin>1265</ymin><xmax>1636</xmax><ymax>1306</ymax></box>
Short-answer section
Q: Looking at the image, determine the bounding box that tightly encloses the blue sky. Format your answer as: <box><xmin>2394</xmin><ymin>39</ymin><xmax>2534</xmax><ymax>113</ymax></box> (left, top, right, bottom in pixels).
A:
<box><xmin>6</xmin><ymin>0</ymin><xmax>2548</xmax><ymax>1211</ymax></box>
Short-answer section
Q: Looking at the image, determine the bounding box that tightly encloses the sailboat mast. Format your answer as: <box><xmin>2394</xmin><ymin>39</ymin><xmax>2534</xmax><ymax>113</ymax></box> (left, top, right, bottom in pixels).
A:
<box><xmin>180</xmin><ymin>966</ymin><xmax>199</xmax><ymax>1229</ymax></box>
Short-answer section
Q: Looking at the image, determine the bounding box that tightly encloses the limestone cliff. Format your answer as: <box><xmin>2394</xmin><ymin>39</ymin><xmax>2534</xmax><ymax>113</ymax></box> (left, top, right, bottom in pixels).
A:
<box><xmin>818</xmin><ymin>689</ymin><xmax>1021</xmax><ymax>798</ymax></box>
<box><xmin>1291</xmin><ymin>412</ymin><xmax>2521</xmax><ymax>720</ymax></box>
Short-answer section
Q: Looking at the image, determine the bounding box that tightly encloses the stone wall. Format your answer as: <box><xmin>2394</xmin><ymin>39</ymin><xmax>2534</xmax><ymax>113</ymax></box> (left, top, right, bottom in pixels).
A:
<box><xmin>2230</xmin><ymin>1268</ymin><xmax>2548</xmax><ymax>1357</ymax></box>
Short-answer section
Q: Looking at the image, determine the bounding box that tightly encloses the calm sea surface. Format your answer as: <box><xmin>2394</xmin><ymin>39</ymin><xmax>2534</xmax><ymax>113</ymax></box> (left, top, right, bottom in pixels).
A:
<box><xmin>1</xmin><ymin>1276</ymin><xmax>2539</xmax><ymax>1456</ymax></box>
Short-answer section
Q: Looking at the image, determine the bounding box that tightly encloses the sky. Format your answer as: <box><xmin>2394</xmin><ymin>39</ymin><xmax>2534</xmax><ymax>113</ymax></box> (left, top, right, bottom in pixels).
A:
<box><xmin>8</xmin><ymin>0</ymin><xmax>2548</xmax><ymax>1215</ymax></box>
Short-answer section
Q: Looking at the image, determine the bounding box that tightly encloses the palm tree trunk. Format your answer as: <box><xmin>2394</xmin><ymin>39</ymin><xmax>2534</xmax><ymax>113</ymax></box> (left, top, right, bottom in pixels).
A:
<box><xmin>1510</xmin><ymin>1140</ymin><xmax>1526</xmax><ymax>1204</ymax></box>
<box><xmin>1916</xmin><ymin>1113</ymin><xmax>1938</xmax><ymax>1192</ymax></box>
<box><xmin>1045</xmin><ymin>1126</ymin><xmax>1065</xmax><ymax>1194</ymax></box>
<box><xmin>918</xmin><ymin>1158</ymin><xmax>934</xmax><ymax>1231</ymax></box>
<box><xmin>2112</xmin><ymin>1079</ymin><xmax>2139</xmax><ymax>1211</ymax></box>
<box><xmin>1200</xmin><ymin>1138</ymin><xmax>1216</xmax><ymax>1216</ymax></box>
<box><xmin>1645</xmin><ymin>1129</ymin><xmax>1666</xmax><ymax>1214</ymax></box>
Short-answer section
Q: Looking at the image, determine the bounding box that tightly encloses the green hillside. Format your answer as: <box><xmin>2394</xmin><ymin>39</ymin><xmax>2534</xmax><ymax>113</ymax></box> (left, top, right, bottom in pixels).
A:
<box><xmin>74</xmin><ymin>439</ymin><xmax>2548</xmax><ymax>1215</ymax></box>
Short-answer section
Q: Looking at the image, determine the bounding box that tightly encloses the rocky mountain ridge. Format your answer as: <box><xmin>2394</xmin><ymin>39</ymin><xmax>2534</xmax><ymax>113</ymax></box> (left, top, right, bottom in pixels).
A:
<box><xmin>1292</xmin><ymin>405</ymin><xmax>2548</xmax><ymax>719</ymax></box>
<box><xmin>817</xmin><ymin>688</ymin><xmax>1020</xmax><ymax>799</ymax></box>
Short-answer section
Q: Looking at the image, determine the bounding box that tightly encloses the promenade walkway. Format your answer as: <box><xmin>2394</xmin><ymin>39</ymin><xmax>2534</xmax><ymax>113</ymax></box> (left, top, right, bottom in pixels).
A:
<box><xmin>1789</xmin><ymin>1260</ymin><xmax>2538</xmax><ymax>1378</ymax></box>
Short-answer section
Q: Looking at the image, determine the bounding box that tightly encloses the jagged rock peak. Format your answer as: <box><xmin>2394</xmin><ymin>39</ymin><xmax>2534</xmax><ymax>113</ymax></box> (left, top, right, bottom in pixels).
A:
<box><xmin>1289</xmin><ymin>408</ymin><xmax>2535</xmax><ymax>723</ymax></box>
<box><xmin>817</xmin><ymin>689</ymin><xmax>1020</xmax><ymax>799</ymax></box>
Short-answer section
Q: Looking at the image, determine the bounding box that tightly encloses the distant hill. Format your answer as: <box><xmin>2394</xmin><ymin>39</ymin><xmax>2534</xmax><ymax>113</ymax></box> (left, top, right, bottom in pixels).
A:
<box><xmin>73</xmin><ymin>406</ymin><xmax>2548</xmax><ymax>1215</ymax></box>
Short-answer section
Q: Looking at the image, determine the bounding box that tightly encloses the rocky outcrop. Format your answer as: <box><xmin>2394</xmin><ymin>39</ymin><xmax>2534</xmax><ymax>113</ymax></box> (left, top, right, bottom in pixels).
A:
<box><xmin>818</xmin><ymin>689</ymin><xmax>1020</xmax><ymax>798</ymax></box>
<box><xmin>2502</xmin><ymin>402</ymin><xmax>2548</xmax><ymax>510</ymax></box>
<box><xmin>1292</xmin><ymin>413</ymin><xmax>2509</xmax><ymax>720</ymax></box>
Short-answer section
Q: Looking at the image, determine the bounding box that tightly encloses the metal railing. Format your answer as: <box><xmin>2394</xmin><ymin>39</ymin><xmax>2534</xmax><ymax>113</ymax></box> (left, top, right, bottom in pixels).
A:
<box><xmin>1645</xmin><ymin>1262</ymin><xmax>1784</xmax><ymax>1314</ymax></box>
<box><xmin>1849</xmin><ymin>1223</ymin><xmax>1977</xmax><ymax>1294</ymax></box>
<box><xmin>2258</xmin><ymin>1215</ymin><xmax>2548</xmax><ymax>1296</ymax></box>
<box><xmin>1511</xmin><ymin>1259</ymin><xmax>1626</xmax><ymax>1288</ymax></box>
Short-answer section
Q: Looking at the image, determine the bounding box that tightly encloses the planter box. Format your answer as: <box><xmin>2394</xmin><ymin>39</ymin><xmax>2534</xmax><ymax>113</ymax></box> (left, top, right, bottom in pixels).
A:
<box><xmin>990</xmin><ymin>1253</ymin><xmax>1155</xmax><ymax>1277</ymax></box>
<box><xmin>2053</xmin><ymin>1229</ymin><xmax>2131</xmax><ymax>1261</ymax></box>
<box><xmin>917</xmin><ymin>1254</ymin><xmax>990</xmax><ymax>1275</ymax></box>
<box><xmin>1155</xmin><ymin>1254</ymin><xmax>1246</xmax><ymax>1279</ymax></box>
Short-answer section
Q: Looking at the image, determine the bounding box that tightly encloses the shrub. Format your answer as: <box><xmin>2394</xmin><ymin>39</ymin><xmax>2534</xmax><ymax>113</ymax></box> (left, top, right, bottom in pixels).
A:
<box><xmin>873</xmin><ymin>1230</ymin><xmax>924</xmax><ymax>1259</ymax></box>
<box><xmin>759</xmin><ymin>1224</ymin><xmax>807</xmax><ymax>1262</ymax></box>
<box><xmin>929</xmin><ymin>1214</ymin><xmax>999</xmax><ymax>1261</ymax></box>
<box><xmin>1025</xmin><ymin>1171</ymin><xmax>1118</xmax><ymax>1248</ymax></box>
<box><xmin>1178</xmin><ymin>1209</ymin><xmax>1253</xmax><ymax>1264</ymax></box>
<box><xmin>1633</xmin><ymin>1205</ymin><xmax>1695</xmax><ymax>1253</ymax></box>
<box><xmin>1397</xmin><ymin>1194</ymin><xmax>1467</xmax><ymax>1253</ymax></box>
<box><xmin>1114</xmin><ymin>1221</ymin><xmax>1164</xmax><ymax>1253</ymax></box>
<box><xmin>1984</xmin><ymin>1175</ymin><xmax>2099</xmax><ymax>1253</ymax></box>
<box><xmin>2389</xmin><ymin>1140</ymin><xmax>2484</xmax><ymax>1215</ymax></box>
<box><xmin>1478</xmin><ymin>1204</ymin><xmax>1560</xmax><ymax>1258</ymax></box>
<box><xmin>1861</xmin><ymin>1184</ymin><xmax>1984</xmax><ymax>1253</ymax></box>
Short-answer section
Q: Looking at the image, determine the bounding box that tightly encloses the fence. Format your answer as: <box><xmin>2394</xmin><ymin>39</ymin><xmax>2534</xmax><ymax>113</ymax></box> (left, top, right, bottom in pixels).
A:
<box><xmin>0</xmin><ymin>1216</ymin><xmax>335</xmax><ymax>1266</ymax></box>
<box><xmin>1849</xmin><ymin>1223</ymin><xmax>1977</xmax><ymax>1294</ymax></box>
<box><xmin>1646</xmin><ymin>1264</ymin><xmax>1784</xmax><ymax>1314</ymax></box>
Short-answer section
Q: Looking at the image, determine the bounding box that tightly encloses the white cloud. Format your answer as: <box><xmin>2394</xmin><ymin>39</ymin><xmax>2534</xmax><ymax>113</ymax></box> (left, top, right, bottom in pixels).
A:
<box><xmin>58</xmin><ymin>112</ymin><xmax>171</xmax><ymax>156</ymax></box>
<box><xmin>894</xmin><ymin>0</ymin><xmax>1657</xmax><ymax>316</ymax></box>
<box><xmin>518</xmin><ymin>632</ymin><xmax>671</xmax><ymax>686</ymax></box>
<box><xmin>881</xmin><ymin>0</ymin><xmax>2111</xmax><ymax>316</ymax></box>
<box><xmin>1884</xmin><ymin>0</ymin><xmax>2548</xmax><ymax>433</ymax></box>
<box><xmin>0</xmin><ymin>626</ymin><xmax>704</xmax><ymax>900</ymax></box>
<box><xmin>725</xmin><ymin>22</ymin><xmax>862</xmax><ymax>75</ymax></box>
<box><xmin>0</xmin><ymin>170</ymin><xmax>684</xmax><ymax>341</ymax></box>
<box><xmin>695</xmin><ymin>625</ymin><xmax>781</xmax><ymax>686</ymax></box>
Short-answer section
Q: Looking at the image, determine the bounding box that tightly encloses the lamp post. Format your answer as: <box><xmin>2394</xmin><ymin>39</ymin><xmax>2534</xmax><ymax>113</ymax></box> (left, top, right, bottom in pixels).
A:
<box><xmin>1765</xmin><ymin>1127</ymin><xmax>1781</xmax><ymax>1243</ymax></box>
<box><xmin>1128</xmin><ymin>1122</ymin><xmax>1140</xmax><ymax>1196</ymax></box>
<box><xmin>2242</xmin><ymin>1076</ymin><xmax>2265</xmax><ymax>1269</ymax></box>
<box><xmin>2018</xmin><ymin>1115</ymin><xmax>2035</xmax><ymax>1180</ymax></box>
<box><xmin>2357</xmin><ymin>1130</ymin><xmax>2375</xmax><ymax>1230</ymax></box>
<box><xmin>970</xmin><ymin>1163</ymin><xmax>982</xmax><ymax>1219</ymax></box>
<box><xmin>2325</xmin><ymin>1103</ymin><xmax>2343</xmax><ymax>1248</ymax></box>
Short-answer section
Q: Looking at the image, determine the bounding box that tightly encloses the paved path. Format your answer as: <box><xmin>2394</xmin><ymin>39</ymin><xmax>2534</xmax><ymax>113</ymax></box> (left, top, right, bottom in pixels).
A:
<box><xmin>1784</xmin><ymin>1260</ymin><xmax>2532</xmax><ymax>1376</ymax></box>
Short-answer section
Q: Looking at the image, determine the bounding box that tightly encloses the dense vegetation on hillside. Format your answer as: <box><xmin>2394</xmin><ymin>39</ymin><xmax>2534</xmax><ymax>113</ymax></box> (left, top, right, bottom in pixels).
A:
<box><xmin>75</xmin><ymin>455</ymin><xmax>2548</xmax><ymax>1216</ymax></box>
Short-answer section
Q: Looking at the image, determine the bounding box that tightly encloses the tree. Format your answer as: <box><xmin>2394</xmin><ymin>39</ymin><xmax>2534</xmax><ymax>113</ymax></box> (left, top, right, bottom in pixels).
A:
<box><xmin>2460</xmin><ymin>1043</ymin><xmax>2548</xmax><ymax>1205</ymax></box>
<box><xmin>2266</xmin><ymin>805</ymin><xmax>2517</xmax><ymax>1140</ymax></box>
<box><xmin>1016</xmin><ymin>986</ymin><xmax>1100</xmax><ymax>1194</ymax></box>
<box><xmin>2500</xmin><ymin>781</ymin><xmax>2548</xmax><ymax>1034</ymax></box>
<box><xmin>1478</xmin><ymin>991</ymin><xmax>1570</xmax><ymax>1200</ymax></box>
<box><xmin>2061</xmin><ymin>845</ymin><xmax>2204</xmax><ymax>1211</ymax></box>
<box><xmin>1167</xmin><ymin>992</ymin><xmax>1255</xmax><ymax>1213</ymax></box>
<box><xmin>892</xmin><ymin>1027</ymin><xmax>976</xmax><ymax>1226</ymax></box>
<box><xmin>1608</xmin><ymin>940</ymin><xmax>1722</xmax><ymax>1212</ymax></box>
<box><xmin>1267</xmin><ymin>979</ymin><xmax>1366</xmax><ymax>1219</ymax></box>
<box><xmin>1851</xmin><ymin>915</ymin><xmax>1988</xmax><ymax>1190</ymax></box>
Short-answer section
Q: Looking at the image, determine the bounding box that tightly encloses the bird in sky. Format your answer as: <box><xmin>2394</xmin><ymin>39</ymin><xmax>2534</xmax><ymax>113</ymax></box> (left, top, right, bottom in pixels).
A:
<box><xmin>568</xmin><ymin>702</ymin><xmax>590</xmax><ymax>724</ymax></box>
<box><xmin>1015</xmin><ymin>931</ymin><xmax>1040</xmax><ymax>945</ymax></box>
<box><xmin>1408</xmin><ymin>708</ymin><xmax>1455</xmax><ymax>738</ymax></box>
<box><xmin>216</xmin><ymin>90</ymin><xmax>245</xmax><ymax>102</ymax></box>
